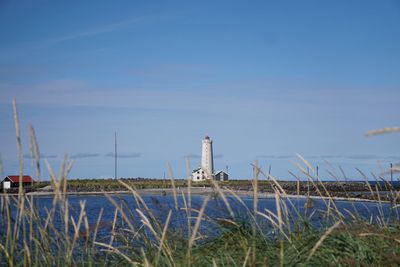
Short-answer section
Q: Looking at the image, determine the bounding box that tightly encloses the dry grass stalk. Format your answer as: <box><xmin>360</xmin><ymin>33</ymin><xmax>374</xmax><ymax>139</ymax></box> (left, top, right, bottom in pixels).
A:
<box><xmin>156</xmin><ymin>209</ymin><xmax>172</xmax><ymax>264</ymax></box>
<box><xmin>13</xmin><ymin>194</ymin><xmax>25</xmax><ymax>242</ymax></box>
<box><xmin>166</xmin><ymin>161</ymin><xmax>179</xmax><ymax>210</ymax></box>
<box><xmin>181</xmin><ymin>190</ymin><xmax>188</xmax><ymax>215</ymax></box>
<box><xmin>297</xmin><ymin>154</ymin><xmax>343</xmax><ymax>214</ymax></box>
<box><xmin>12</xmin><ymin>98</ymin><xmax>23</xmax><ymax>195</ymax></box>
<box><xmin>159</xmin><ymin>209</ymin><xmax>172</xmax><ymax>252</ymax></box>
<box><xmin>251</xmin><ymin>164</ymin><xmax>284</xmax><ymax>195</ymax></box>
<box><xmin>307</xmin><ymin>220</ymin><xmax>342</xmax><ymax>261</ymax></box>
<box><xmin>252</xmin><ymin>160</ymin><xmax>259</xmax><ymax>265</ymax></box>
<box><xmin>68</xmin><ymin>200</ymin><xmax>86</xmax><ymax>262</ymax></box>
<box><xmin>0</xmin><ymin>243</ymin><xmax>12</xmax><ymax>266</ymax></box>
<box><xmin>253</xmin><ymin>160</ymin><xmax>259</xmax><ymax>214</ymax></box>
<box><xmin>23</xmin><ymin>241</ymin><xmax>31</xmax><ymax>266</ymax></box>
<box><xmin>117</xmin><ymin>180</ymin><xmax>150</xmax><ymax>211</ymax></box>
<box><xmin>242</xmin><ymin>247</ymin><xmax>251</xmax><ymax>267</ymax></box>
<box><xmin>224</xmin><ymin>187</ymin><xmax>246</xmax><ymax>207</ymax></box>
<box><xmin>366</xmin><ymin>126</ymin><xmax>400</xmax><ymax>136</ymax></box>
<box><xmin>223</xmin><ymin>187</ymin><xmax>270</xmax><ymax>246</ymax></box>
<box><xmin>116</xmin><ymin>180</ymin><xmax>160</xmax><ymax>229</ymax></box>
<box><xmin>210</xmin><ymin>177</ymin><xmax>234</xmax><ymax>218</ymax></box>
<box><xmin>356</xmin><ymin>168</ymin><xmax>376</xmax><ymax>200</ymax></box>
<box><xmin>64</xmin><ymin>198</ymin><xmax>69</xmax><ymax>239</ymax></box>
<box><xmin>103</xmin><ymin>192</ymin><xmax>135</xmax><ymax>232</ymax></box>
<box><xmin>288</xmin><ymin>171</ymin><xmax>300</xmax><ymax>196</ymax></box>
<box><xmin>185</xmin><ymin>157</ymin><xmax>193</xmax><ymax>267</ymax></box>
<box><xmin>45</xmin><ymin>160</ymin><xmax>61</xmax><ymax>200</ymax></box>
<box><xmin>108</xmin><ymin>208</ymin><xmax>118</xmax><ymax>249</ymax></box>
<box><xmin>58</xmin><ymin>155</ymin><xmax>67</xmax><ymax>199</ymax></box>
<box><xmin>92</xmin><ymin>207</ymin><xmax>104</xmax><ymax>249</ymax></box>
<box><xmin>4</xmin><ymin>195</ymin><xmax>12</xmax><ymax>256</ymax></box>
<box><xmin>296</xmin><ymin>153</ymin><xmax>315</xmax><ymax>174</ymax></box>
<box><xmin>254</xmin><ymin>164</ymin><xmax>302</xmax><ymax>218</ymax></box>
<box><xmin>136</xmin><ymin>208</ymin><xmax>158</xmax><ymax>238</ymax></box>
<box><xmin>83</xmin><ymin>207</ymin><xmax>90</xmax><ymax>248</ymax></box>
<box><xmin>0</xmin><ymin>153</ymin><xmax>4</xmax><ymax>178</ymax></box>
<box><xmin>185</xmin><ymin>156</ymin><xmax>192</xmax><ymax>236</ymax></box>
<box><xmin>275</xmin><ymin>193</ymin><xmax>284</xmax><ymax>267</ymax></box>
<box><xmin>375</xmin><ymin>186</ymin><xmax>386</xmax><ymax>226</ymax></box>
<box><xmin>252</xmin><ymin>164</ymin><xmax>307</xmax><ymax>229</ymax></box>
<box><xmin>28</xmin><ymin>124</ymin><xmax>41</xmax><ymax>179</ymax></box>
<box><xmin>140</xmin><ymin>248</ymin><xmax>151</xmax><ymax>267</ymax></box>
<box><xmin>95</xmin><ymin>241</ymin><xmax>139</xmax><ymax>265</ymax></box>
<box><xmin>294</xmin><ymin>162</ymin><xmax>329</xmax><ymax>207</ymax></box>
<box><xmin>314</xmin><ymin>177</ymin><xmax>342</xmax><ymax>218</ymax></box>
<box><xmin>189</xmin><ymin>195</ymin><xmax>210</xmax><ymax>248</ymax></box>
<box><xmin>11</xmin><ymin>98</ymin><xmax>26</xmax><ymax>254</ymax></box>
<box><xmin>256</xmin><ymin>211</ymin><xmax>291</xmax><ymax>242</ymax></box>
<box><xmin>359</xmin><ymin>233</ymin><xmax>400</xmax><ymax>243</ymax></box>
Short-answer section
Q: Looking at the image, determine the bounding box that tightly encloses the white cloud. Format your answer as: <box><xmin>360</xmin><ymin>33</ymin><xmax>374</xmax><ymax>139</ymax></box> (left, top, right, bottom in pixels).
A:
<box><xmin>31</xmin><ymin>14</ymin><xmax>172</xmax><ymax>48</ymax></box>
<box><xmin>105</xmin><ymin>152</ymin><xmax>142</xmax><ymax>158</ymax></box>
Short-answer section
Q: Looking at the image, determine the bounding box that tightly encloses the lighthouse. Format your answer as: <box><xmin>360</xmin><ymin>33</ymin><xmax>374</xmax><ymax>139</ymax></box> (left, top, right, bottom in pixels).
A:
<box><xmin>201</xmin><ymin>136</ymin><xmax>214</xmax><ymax>178</ymax></box>
<box><xmin>192</xmin><ymin>135</ymin><xmax>229</xmax><ymax>181</ymax></box>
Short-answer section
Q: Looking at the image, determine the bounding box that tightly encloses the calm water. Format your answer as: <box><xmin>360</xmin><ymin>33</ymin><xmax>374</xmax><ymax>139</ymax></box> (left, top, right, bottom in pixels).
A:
<box><xmin>1</xmin><ymin>194</ymin><xmax>398</xmax><ymax>240</ymax></box>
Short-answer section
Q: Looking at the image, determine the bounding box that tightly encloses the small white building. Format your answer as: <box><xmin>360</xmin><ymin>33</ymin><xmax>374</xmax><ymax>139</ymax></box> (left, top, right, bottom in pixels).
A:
<box><xmin>191</xmin><ymin>167</ymin><xmax>207</xmax><ymax>181</ymax></box>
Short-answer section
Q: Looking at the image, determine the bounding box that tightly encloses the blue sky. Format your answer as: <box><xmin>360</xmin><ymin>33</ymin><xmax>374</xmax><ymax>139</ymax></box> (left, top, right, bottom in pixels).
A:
<box><xmin>0</xmin><ymin>0</ymin><xmax>399</xmax><ymax>180</ymax></box>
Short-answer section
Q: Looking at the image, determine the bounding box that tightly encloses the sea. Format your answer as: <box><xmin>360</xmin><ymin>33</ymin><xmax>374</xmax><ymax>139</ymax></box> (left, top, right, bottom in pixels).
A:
<box><xmin>1</xmin><ymin>193</ymin><xmax>396</xmax><ymax>240</ymax></box>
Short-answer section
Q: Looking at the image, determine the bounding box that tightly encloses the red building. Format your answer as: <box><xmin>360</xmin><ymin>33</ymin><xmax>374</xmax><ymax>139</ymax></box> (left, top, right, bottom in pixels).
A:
<box><xmin>1</xmin><ymin>175</ymin><xmax>34</xmax><ymax>189</ymax></box>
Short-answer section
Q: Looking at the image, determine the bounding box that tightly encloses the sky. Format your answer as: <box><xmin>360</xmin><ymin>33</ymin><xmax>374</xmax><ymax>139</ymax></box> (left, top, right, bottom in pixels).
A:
<box><xmin>0</xmin><ymin>0</ymin><xmax>399</xmax><ymax>181</ymax></box>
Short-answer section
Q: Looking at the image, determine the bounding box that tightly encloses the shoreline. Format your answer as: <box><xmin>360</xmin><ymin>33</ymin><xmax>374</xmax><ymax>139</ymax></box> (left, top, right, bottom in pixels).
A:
<box><xmin>0</xmin><ymin>187</ymin><xmax>391</xmax><ymax>203</ymax></box>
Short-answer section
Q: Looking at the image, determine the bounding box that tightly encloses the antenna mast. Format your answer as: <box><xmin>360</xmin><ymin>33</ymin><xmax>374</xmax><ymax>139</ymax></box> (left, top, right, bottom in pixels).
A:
<box><xmin>114</xmin><ymin>132</ymin><xmax>117</xmax><ymax>179</ymax></box>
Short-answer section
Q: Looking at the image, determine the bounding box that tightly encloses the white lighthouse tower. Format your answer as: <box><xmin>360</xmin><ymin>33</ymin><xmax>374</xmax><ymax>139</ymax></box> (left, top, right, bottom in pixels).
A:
<box><xmin>192</xmin><ymin>135</ymin><xmax>215</xmax><ymax>181</ymax></box>
<box><xmin>201</xmin><ymin>136</ymin><xmax>214</xmax><ymax>178</ymax></box>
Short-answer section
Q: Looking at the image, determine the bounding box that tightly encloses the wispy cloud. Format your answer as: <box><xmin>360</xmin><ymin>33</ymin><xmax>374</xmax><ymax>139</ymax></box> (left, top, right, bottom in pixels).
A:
<box><xmin>307</xmin><ymin>155</ymin><xmax>343</xmax><ymax>159</ymax></box>
<box><xmin>383</xmin><ymin>156</ymin><xmax>400</xmax><ymax>160</ymax></box>
<box><xmin>70</xmin><ymin>153</ymin><xmax>100</xmax><ymax>159</ymax></box>
<box><xmin>321</xmin><ymin>155</ymin><xmax>343</xmax><ymax>159</ymax></box>
<box><xmin>256</xmin><ymin>155</ymin><xmax>276</xmax><ymax>159</ymax></box>
<box><xmin>184</xmin><ymin>154</ymin><xmax>223</xmax><ymax>159</ymax></box>
<box><xmin>255</xmin><ymin>154</ymin><xmax>400</xmax><ymax>161</ymax></box>
<box><xmin>23</xmin><ymin>153</ymin><xmax>57</xmax><ymax>159</ymax></box>
<box><xmin>277</xmin><ymin>155</ymin><xmax>292</xmax><ymax>159</ymax></box>
<box><xmin>348</xmin><ymin>154</ymin><xmax>379</xmax><ymax>160</ymax></box>
<box><xmin>36</xmin><ymin>14</ymin><xmax>170</xmax><ymax>48</ymax></box>
<box><xmin>105</xmin><ymin>152</ymin><xmax>141</xmax><ymax>158</ymax></box>
<box><xmin>256</xmin><ymin>155</ymin><xmax>293</xmax><ymax>159</ymax></box>
<box><xmin>184</xmin><ymin>154</ymin><xmax>200</xmax><ymax>159</ymax></box>
<box><xmin>2</xmin><ymin>78</ymin><xmax>399</xmax><ymax>115</ymax></box>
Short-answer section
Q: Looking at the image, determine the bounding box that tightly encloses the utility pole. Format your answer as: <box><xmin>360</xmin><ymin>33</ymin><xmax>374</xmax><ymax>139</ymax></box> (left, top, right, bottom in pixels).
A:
<box><xmin>114</xmin><ymin>132</ymin><xmax>117</xmax><ymax>180</ymax></box>
<box><xmin>268</xmin><ymin>165</ymin><xmax>271</xmax><ymax>180</ymax></box>
<box><xmin>390</xmin><ymin>163</ymin><xmax>393</xmax><ymax>184</ymax></box>
<box><xmin>163</xmin><ymin>171</ymin><xmax>166</xmax><ymax>188</ymax></box>
<box><xmin>307</xmin><ymin>166</ymin><xmax>310</xmax><ymax>196</ymax></box>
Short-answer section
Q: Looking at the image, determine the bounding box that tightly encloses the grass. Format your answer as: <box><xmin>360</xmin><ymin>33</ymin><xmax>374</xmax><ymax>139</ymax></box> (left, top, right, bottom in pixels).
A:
<box><xmin>1</xmin><ymin>99</ymin><xmax>400</xmax><ymax>266</ymax></box>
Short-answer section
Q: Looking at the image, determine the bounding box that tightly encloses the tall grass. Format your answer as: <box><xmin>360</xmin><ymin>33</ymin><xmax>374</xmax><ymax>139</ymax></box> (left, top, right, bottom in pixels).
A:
<box><xmin>1</xmin><ymin>100</ymin><xmax>400</xmax><ymax>266</ymax></box>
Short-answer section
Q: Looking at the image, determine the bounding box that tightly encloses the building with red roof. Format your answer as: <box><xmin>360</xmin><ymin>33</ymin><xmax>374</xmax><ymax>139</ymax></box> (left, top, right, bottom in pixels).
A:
<box><xmin>1</xmin><ymin>175</ymin><xmax>35</xmax><ymax>189</ymax></box>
